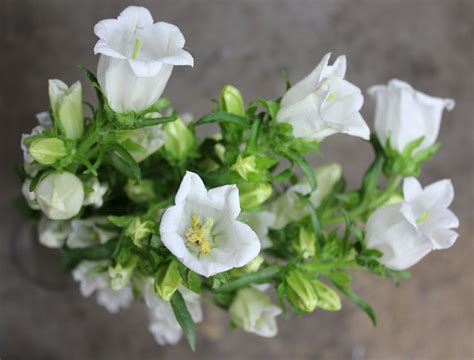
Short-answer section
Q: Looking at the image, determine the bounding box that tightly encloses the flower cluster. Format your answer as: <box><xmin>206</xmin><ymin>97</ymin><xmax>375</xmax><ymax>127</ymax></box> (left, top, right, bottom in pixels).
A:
<box><xmin>18</xmin><ymin>6</ymin><xmax>458</xmax><ymax>349</ymax></box>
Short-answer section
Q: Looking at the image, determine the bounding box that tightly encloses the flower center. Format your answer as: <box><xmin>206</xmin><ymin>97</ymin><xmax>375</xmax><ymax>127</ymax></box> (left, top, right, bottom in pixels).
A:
<box><xmin>416</xmin><ymin>210</ymin><xmax>430</xmax><ymax>224</ymax></box>
<box><xmin>132</xmin><ymin>38</ymin><xmax>142</xmax><ymax>60</ymax></box>
<box><xmin>185</xmin><ymin>214</ymin><xmax>214</xmax><ymax>255</ymax></box>
<box><xmin>326</xmin><ymin>91</ymin><xmax>337</xmax><ymax>103</ymax></box>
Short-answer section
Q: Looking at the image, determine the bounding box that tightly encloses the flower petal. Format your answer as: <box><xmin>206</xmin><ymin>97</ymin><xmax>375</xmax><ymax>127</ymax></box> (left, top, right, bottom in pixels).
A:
<box><xmin>429</xmin><ymin>228</ymin><xmax>458</xmax><ymax>250</ymax></box>
<box><xmin>403</xmin><ymin>177</ymin><xmax>423</xmax><ymax>202</ymax></box>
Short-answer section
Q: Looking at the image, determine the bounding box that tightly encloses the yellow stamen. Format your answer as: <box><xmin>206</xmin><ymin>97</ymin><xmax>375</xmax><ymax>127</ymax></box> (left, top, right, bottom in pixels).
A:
<box><xmin>132</xmin><ymin>38</ymin><xmax>142</xmax><ymax>60</ymax></box>
<box><xmin>185</xmin><ymin>215</ymin><xmax>213</xmax><ymax>255</ymax></box>
<box><xmin>416</xmin><ymin>210</ymin><xmax>430</xmax><ymax>224</ymax></box>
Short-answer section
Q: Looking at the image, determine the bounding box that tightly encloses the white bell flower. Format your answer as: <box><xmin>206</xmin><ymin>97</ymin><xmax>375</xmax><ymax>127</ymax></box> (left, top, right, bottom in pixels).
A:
<box><xmin>94</xmin><ymin>6</ymin><xmax>193</xmax><ymax>113</ymax></box>
<box><xmin>35</xmin><ymin>172</ymin><xmax>84</xmax><ymax>220</ymax></box>
<box><xmin>240</xmin><ymin>211</ymin><xmax>276</xmax><ymax>249</ymax></box>
<box><xmin>72</xmin><ymin>260</ymin><xmax>133</xmax><ymax>313</ymax></box>
<box><xmin>229</xmin><ymin>287</ymin><xmax>282</xmax><ymax>337</ymax></box>
<box><xmin>368</xmin><ymin>79</ymin><xmax>455</xmax><ymax>153</ymax></box>
<box><xmin>270</xmin><ymin>163</ymin><xmax>342</xmax><ymax>229</ymax></box>
<box><xmin>141</xmin><ymin>279</ymin><xmax>202</xmax><ymax>345</ymax></box>
<box><xmin>277</xmin><ymin>53</ymin><xmax>370</xmax><ymax>141</ymax></box>
<box><xmin>83</xmin><ymin>177</ymin><xmax>108</xmax><ymax>208</ymax></box>
<box><xmin>67</xmin><ymin>217</ymin><xmax>115</xmax><ymax>248</ymax></box>
<box><xmin>160</xmin><ymin>171</ymin><xmax>261</xmax><ymax>277</ymax></box>
<box><xmin>21</xmin><ymin>112</ymin><xmax>52</xmax><ymax>176</ymax></box>
<box><xmin>124</xmin><ymin>124</ymin><xmax>167</xmax><ymax>162</ymax></box>
<box><xmin>365</xmin><ymin>177</ymin><xmax>459</xmax><ymax>270</ymax></box>
<box><xmin>38</xmin><ymin>216</ymin><xmax>71</xmax><ymax>248</ymax></box>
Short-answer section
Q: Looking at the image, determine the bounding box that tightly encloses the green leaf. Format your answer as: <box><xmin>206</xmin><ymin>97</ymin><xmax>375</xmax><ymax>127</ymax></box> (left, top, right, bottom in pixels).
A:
<box><xmin>107</xmin><ymin>215</ymin><xmax>134</xmax><ymax>228</ymax></box>
<box><xmin>332</xmin><ymin>282</ymin><xmax>377</xmax><ymax>326</ymax></box>
<box><xmin>170</xmin><ymin>291</ymin><xmax>197</xmax><ymax>351</ymax></box>
<box><xmin>134</xmin><ymin>114</ymin><xmax>177</xmax><ymax>128</ymax></box>
<box><xmin>60</xmin><ymin>239</ymin><xmax>117</xmax><ymax>271</ymax></box>
<box><xmin>298</xmin><ymin>195</ymin><xmax>323</xmax><ymax>246</ymax></box>
<box><xmin>255</xmin><ymin>99</ymin><xmax>280</xmax><ymax>120</ymax></box>
<box><xmin>77</xmin><ymin>65</ymin><xmax>105</xmax><ymax>108</ymax></box>
<box><xmin>194</xmin><ymin>111</ymin><xmax>252</xmax><ymax>127</ymax></box>
<box><xmin>213</xmin><ymin>265</ymin><xmax>281</xmax><ymax>293</ymax></box>
<box><xmin>107</xmin><ymin>142</ymin><xmax>142</xmax><ymax>181</ymax></box>
<box><xmin>276</xmin><ymin>146</ymin><xmax>317</xmax><ymax>191</ymax></box>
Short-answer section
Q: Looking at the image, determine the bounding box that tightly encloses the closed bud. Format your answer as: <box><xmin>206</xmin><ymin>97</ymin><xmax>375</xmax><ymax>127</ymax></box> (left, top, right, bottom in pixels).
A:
<box><xmin>285</xmin><ymin>270</ymin><xmax>318</xmax><ymax>313</ymax></box>
<box><xmin>125</xmin><ymin>217</ymin><xmax>155</xmax><ymax>247</ymax></box>
<box><xmin>49</xmin><ymin>79</ymin><xmax>84</xmax><ymax>139</ymax></box>
<box><xmin>125</xmin><ymin>179</ymin><xmax>156</xmax><ymax>204</ymax></box>
<box><xmin>232</xmin><ymin>255</ymin><xmax>264</xmax><ymax>276</ymax></box>
<box><xmin>231</xmin><ymin>155</ymin><xmax>257</xmax><ymax>180</ymax></box>
<box><xmin>312</xmin><ymin>280</ymin><xmax>341</xmax><ymax>311</ymax></box>
<box><xmin>29</xmin><ymin>138</ymin><xmax>67</xmax><ymax>165</ymax></box>
<box><xmin>238</xmin><ymin>182</ymin><xmax>272</xmax><ymax>210</ymax></box>
<box><xmin>155</xmin><ymin>260</ymin><xmax>181</xmax><ymax>301</ymax></box>
<box><xmin>163</xmin><ymin>118</ymin><xmax>195</xmax><ymax>160</ymax></box>
<box><xmin>219</xmin><ymin>85</ymin><xmax>245</xmax><ymax>116</ymax></box>
<box><xmin>293</xmin><ymin>227</ymin><xmax>316</xmax><ymax>259</ymax></box>
<box><xmin>108</xmin><ymin>255</ymin><xmax>138</xmax><ymax>291</ymax></box>
<box><xmin>35</xmin><ymin>172</ymin><xmax>84</xmax><ymax>220</ymax></box>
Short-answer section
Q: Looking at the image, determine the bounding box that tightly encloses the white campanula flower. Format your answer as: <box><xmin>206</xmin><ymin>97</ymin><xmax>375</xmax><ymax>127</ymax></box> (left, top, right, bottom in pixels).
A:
<box><xmin>365</xmin><ymin>177</ymin><xmax>459</xmax><ymax>270</ymax></box>
<box><xmin>67</xmin><ymin>217</ymin><xmax>115</xmax><ymax>248</ymax></box>
<box><xmin>38</xmin><ymin>217</ymin><xmax>71</xmax><ymax>248</ymax></box>
<box><xmin>83</xmin><ymin>177</ymin><xmax>108</xmax><ymax>208</ymax></box>
<box><xmin>270</xmin><ymin>163</ymin><xmax>342</xmax><ymax>229</ymax></box>
<box><xmin>123</xmin><ymin>124</ymin><xmax>167</xmax><ymax>162</ymax></box>
<box><xmin>160</xmin><ymin>171</ymin><xmax>261</xmax><ymax>277</ymax></box>
<box><xmin>240</xmin><ymin>211</ymin><xmax>276</xmax><ymax>249</ymax></box>
<box><xmin>368</xmin><ymin>79</ymin><xmax>455</xmax><ymax>153</ymax></box>
<box><xmin>142</xmin><ymin>279</ymin><xmax>202</xmax><ymax>345</ymax></box>
<box><xmin>94</xmin><ymin>6</ymin><xmax>193</xmax><ymax>113</ymax></box>
<box><xmin>72</xmin><ymin>260</ymin><xmax>133</xmax><ymax>313</ymax></box>
<box><xmin>48</xmin><ymin>79</ymin><xmax>84</xmax><ymax>139</ymax></box>
<box><xmin>229</xmin><ymin>287</ymin><xmax>282</xmax><ymax>337</ymax></box>
<box><xmin>21</xmin><ymin>112</ymin><xmax>52</xmax><ymax>176</ymax></box>
<box><xmin>277</xmin><ymin>53</ymin><xmax>370</xmax><ymax>141</ymax></box>
<box><xmin>35</xmin><ymin>172</ymin><xmax>84</xmax><ymax>220</ymax></box>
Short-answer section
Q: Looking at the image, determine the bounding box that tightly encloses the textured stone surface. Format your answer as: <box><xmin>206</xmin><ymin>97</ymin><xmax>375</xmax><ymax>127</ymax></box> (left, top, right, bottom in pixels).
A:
<box><xmin>0</xmin><ymin>0</ymin><xmax>473</xmax><ymax>359</ymax></box>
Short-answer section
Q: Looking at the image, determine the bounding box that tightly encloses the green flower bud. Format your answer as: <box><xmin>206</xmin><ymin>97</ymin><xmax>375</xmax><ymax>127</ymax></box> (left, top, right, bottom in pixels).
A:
<box><xmin>238</xmin><ymin>182</ymin><xmax>272</xmax><ymax>210</ymax></box>
<box><xmin>312</xmin><ymin>280</ymin><xmax>341</xmax><ymax>311</ymax></box>
<box><xmin>49</xmin><ymin>79</ymin><xmax>84</xmax><ymax>139</ymax></box>
<box><xmin>382</xmin><ymin>193</ymin><xmax>404</xmax><ymax>206</ymax></box>
<box><xmin>154</xmin><ymin>259</ymin><xmax>182</xmax><ymax>301</ymax></box>
<box><xmin>293</xmin><ymin>226</ymin><xmax>316</xmax><ymax>259</ymax></box>
<box><xmin>231</xmin><ymin>155</ymin><xmax>257</xmax><ymax>180</ymax></box>
<box><xmin>163</xmin><ymin>118</ymin><xmax>195</xmax><ymax>160</ymax></box>
<box><xmin>125</xmin><ymin>217</ymin><xmax>155</xmax><ymax>247</ymax></box>
<box><xmin>285</xmin><ymin>270</ymin><xmax>318</xmax><ymax>313</ymax></box>
<box><xmin>108</xmin><ymin>255</ymin><xmax>138</xmax><ymax>291</ymax></box>
<box><xmin>219</xmin><ymin>85</ymin><xmax>245</xmax><ymax>116</ymax></box>
<box><xmin>125</xmin><ymin>179</ymin><xmax>156</xmax><ymax>204</ymax></box>
<box><xmin>232</xmin><ymin>255</ymin><xmax>264</xmax><ymax>276</ymax></box>
<box><xmin>29</xmin><ymin>138</ymin><xmax>67</xmax><ymax>165</ymax></box>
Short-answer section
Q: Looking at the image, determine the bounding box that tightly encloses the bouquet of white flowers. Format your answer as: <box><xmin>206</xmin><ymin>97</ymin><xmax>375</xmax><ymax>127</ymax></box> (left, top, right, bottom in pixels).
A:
<box><xmin>18</xmin><ymin>6</ymin><xmax>458</xmax><ymax>350</ymax></box>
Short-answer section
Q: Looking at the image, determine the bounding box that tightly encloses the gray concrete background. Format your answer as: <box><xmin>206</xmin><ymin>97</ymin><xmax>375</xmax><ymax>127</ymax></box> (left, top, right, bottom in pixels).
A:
<box><xmin>1</xmin><ymin>0</ymin><xmax>473</xmax><ymax>359</ymax></box>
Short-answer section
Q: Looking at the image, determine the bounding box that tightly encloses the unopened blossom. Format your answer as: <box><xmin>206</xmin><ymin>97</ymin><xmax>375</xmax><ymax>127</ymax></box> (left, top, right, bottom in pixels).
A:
<box><xmin>277</xmin><ymin>53</ymin><xmax>370</xmax><ymax>141</ymax></box>
<box><xmin>368</xmin><ymin>79</ymin><xmax>455</xmax><ymax>153</ymax></box>
<box><xmin>72</xmin><ymin>260</ymin><xmax>133</xmax><ymax>313</ymax></box>
<box><xmin>160</xmin><ymin>172</ymin><xmax>261</xmax><ymax>277</ymax></box>
<box><xmin>35</xmin><ymin>172</ymin><xmax>84</xmax><ymax>220</ymax></box>
<box><xmin>123</xmin><ymin>124</ymin><xmax>167</xmax><ymax>162</ymax></box>
<box><xmin>48</xmin><ymin>79</ymin><xmax>84</xmax><ymax>139</ymax></box>
<box><xmin>94</xmin><ymin>6</ymin><xmax>193</xmax><ymax>113</ymax></box>
<box><xmin>270</xmin><ymin>163</ymin><xmax>342</xmax><ymax>229</ymax></box>
<box><xmin>365</xmin><ymin>177</ymin><xmax>459</xmax><ymax>270</ymax></box>
<box><xmin>38</xmin><ymin>217</ymin><xmax>71</xmax><ymax>248</ymax></box>
<box><xmin>141</xmin><ymin>279</ymin><xmax>202</xmax><ymax>345</ymax></box>
<box><xmin>21</xmin><ymin>112</ymin><xmax>52</xmax><ymax>176</ymax></box>
<box><xmin>67</xmin><ymin>217</ymin><xmax>115</xmax><ymax>248</ymax></box>
<box><xmin>229</xmin><ymin>287</ymin><xmax>282</xmax><ymax>337</ymax></box>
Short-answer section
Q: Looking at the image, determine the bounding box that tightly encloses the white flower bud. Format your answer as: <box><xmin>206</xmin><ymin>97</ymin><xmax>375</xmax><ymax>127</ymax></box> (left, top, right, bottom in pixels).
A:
<box><xmin>49</xmin><ymin>80</ymin><xmax>84</xmax><ymax>139</ymax></box>
<box><xmin>35</xmin><ymin>172</ymin><xmax>84</xmax><ymax>220</ymax></box>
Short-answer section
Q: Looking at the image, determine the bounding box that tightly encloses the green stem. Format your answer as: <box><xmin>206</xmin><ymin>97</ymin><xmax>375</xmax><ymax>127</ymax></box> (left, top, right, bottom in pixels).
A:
<box><xmin>245</xmin><ymin>116</ymin><xmax>262</xmax><ymax>153</ymax></box>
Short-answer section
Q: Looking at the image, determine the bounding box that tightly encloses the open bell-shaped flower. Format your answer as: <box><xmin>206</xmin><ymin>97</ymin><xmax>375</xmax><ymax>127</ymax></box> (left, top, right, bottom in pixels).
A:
<box><xmin>159</xmin><ymin>172</ymin><xmax>261</xmax><ymax>277</ymax></box>
<box><xmin>94</xmin><ymin>6</ymin><xmax>193</xmax><ymax>113</ymax></box>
